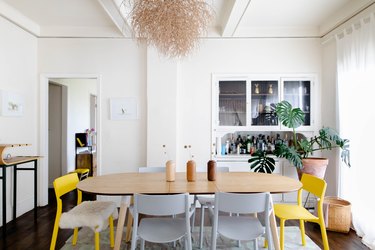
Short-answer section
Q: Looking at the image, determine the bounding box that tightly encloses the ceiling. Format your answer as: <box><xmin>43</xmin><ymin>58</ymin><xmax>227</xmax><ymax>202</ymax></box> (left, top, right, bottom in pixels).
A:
<box><xmin>1</xmin><ymin>0</ymin><xmax>374</xmax><ymax>38</ymax></box>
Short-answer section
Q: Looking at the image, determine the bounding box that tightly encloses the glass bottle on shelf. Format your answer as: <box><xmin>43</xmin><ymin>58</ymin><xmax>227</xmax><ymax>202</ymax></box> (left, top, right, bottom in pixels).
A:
<box><xmin>218</xmin><ymin>80</ymin><xmax>247</xmax><ymax>126</ymax></box>
<box><xmin>282</xmin><ymin>80</ymin><xmax>311</xmax><ymax>126</ymax></box>
<box><xmin>250</xmin><ymin>80</ymin><xmax>279</xmax><ymax>126</ymax></box>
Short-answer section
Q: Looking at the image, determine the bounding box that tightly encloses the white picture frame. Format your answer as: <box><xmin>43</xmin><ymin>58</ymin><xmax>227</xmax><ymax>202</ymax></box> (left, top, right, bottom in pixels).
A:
<box><xmin>0</xmin><ymin>90</ymin><xmax>24</xmax><ymax>117</ymax></box>
<box><xmin>110</xmin><ymin>97</ymin><xmax>138</xmax><ymax>120</ymax></box>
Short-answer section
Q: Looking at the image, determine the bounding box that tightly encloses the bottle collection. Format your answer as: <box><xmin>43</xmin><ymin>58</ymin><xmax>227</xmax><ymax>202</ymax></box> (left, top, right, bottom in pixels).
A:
<box><xmin>220</xmin><ymin>132</ymin><xmax>293</xmax><ymax>155</ymax></box>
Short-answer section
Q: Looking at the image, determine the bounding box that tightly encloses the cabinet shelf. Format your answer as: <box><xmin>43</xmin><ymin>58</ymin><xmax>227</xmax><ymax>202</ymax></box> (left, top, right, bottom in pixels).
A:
<box><xmin>251</xmin><ymin>94</ymin><xmax>277</xmax><ymax>96</ymax></box>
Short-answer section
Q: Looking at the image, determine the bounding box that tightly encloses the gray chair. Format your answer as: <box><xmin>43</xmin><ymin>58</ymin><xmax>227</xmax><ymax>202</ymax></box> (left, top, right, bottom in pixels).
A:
<box><xmin>191</xmin><ymin>166</ymin><xmax>229</xmax><ymax>248</ymax></box>
<box><xmin>138</xmin><ymin>166</ymin><xmax>165</xmax><ymax>173</ymax></box>
<box><xmin>130</xmin><ymin>193</ymin><xmax>193</xmax><ymax>250</ymax></box>
<box><xmin>210</xmin><ymin>192</ymin><xmax>273</xmax><ymax>250</ymax></box>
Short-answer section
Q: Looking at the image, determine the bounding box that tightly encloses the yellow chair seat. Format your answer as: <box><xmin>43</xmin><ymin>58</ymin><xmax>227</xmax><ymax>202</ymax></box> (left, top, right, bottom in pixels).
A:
<box><xmin>274</xmin><ymin>204</ymin><xmax>318</xmax><ymax>221</ymax></box>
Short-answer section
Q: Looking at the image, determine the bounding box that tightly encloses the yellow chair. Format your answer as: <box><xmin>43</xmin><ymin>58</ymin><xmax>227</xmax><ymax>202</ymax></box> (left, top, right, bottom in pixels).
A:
<box><xmin>50</xmin><ymin>173</ymin><xmax>118</xmax><ymax>250</ymax></box>
<box><xmin>73</xmin><ymin>168</ymin><xmax>90</xmax><ymax>180</ymax></box>
<box><xmin>274</xmin><ymin>173</ymin><xmax>329</xmax><ymax>250</ymax></box>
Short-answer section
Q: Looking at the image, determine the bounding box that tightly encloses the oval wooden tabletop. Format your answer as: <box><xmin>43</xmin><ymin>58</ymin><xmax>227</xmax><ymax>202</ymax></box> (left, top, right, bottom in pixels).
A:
<box><xmin>77</xmin><ymin>171</ymin><xmax>301</xmax><ymax>195</ymax></box>
<box><xmin>213</xmin><ymin>172</ymin><xmax>302</xmax><ymax>194</ymax></box>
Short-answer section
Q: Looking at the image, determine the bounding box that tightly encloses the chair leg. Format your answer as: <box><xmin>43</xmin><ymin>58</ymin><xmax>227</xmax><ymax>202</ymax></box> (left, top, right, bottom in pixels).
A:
<box><xmin>199</xmin><ymin>205</ymin><xmax>205</xmax><ymax>248</ymax></box>
<box><xmin>299</xmin><ymin>219</ymin><xmax>306</xmax><ymax>246</ymax></box>
<box><xmin>140</xmin><ymin>239</ymin><xmax>145</xmax><ymax>250</ymax></box>
<box><xmin>109</xmin><ymin>216</ymin><xmax>115</xmax><ymax>247</ymax></box>
<box><xmin>50</xmin><ymin>216</ymin><xmax>60</xmax><ymax>250</ymax></box>
<box><xmin>254</xmin><ymin>238</ymin><xmax>258</xmax><ymax>250</ymax></box>
<box><xmin>319</xmin><ymin>220</ymin><xmax>330</xmax><ymax>250</ymax></box>
<box><xmin>279</xmin><ymin>219</ymin><xmax>285</xmax><ymax>250</ymax></box>
<box><xmin>72</xmin><ymin>227</ymin><xmax>79</xmax><ymax>245</ymax></box>
<box><xmin>94</xmin><ymin>232</ymin><xmax>100</xmax><ymax>250</ymax></box>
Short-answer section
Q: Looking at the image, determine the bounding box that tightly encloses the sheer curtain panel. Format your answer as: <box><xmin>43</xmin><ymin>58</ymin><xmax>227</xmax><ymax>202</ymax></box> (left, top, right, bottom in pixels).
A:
<box><xmin>336</xmin><ymin>12</ymin><xmax>375</xmax><ymax>249</ymax></box>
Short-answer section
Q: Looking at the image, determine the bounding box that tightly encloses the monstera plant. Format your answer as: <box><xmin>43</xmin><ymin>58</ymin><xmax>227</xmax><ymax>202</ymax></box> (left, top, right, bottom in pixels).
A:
<box><xmin>249</xmin><ymin>100</ymin><xmax>350</xmax><ymax>175</ymax></box>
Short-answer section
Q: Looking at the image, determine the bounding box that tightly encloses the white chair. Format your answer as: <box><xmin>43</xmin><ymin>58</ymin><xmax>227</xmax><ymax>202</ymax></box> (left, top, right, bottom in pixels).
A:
<box><xmin>138</xmin><ymin>166</ymin><xmax>165</xmax><ymax>173</ymax></box>
<box><xmin>125</xmin><ymin>166</ymin><xmax>166</xmax><ymax>242</ymax></box>
<box><xmin>210</xmin><ymin>192</ymin><xmax>273</xmax><ymax>250</ymax></box>
<box><xmin>192</xmin><ymin>166</ymin><xmax>229</xmax><ymax>248</ymax></box>
<box><xmin>130</xmin><ymin>193</ymin><xmax>193</xmax><ymax>250</ymax></box>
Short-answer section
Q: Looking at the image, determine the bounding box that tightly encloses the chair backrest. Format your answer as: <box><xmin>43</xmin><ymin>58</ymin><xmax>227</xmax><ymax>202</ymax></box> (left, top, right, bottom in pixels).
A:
<box><xmin>133</xmin><ymin>193</ymin><xmax>189</xmax><ymax>216</ymax></box>
<box><xmin>138</xmin><ymin>167</ymin><xmax>165</xmax><ymax>173</ymax></box>
<box><xmin>196</xmin><ymin>166</ymin><xmax>230</xmax><ymax>173</ymax></box>
<box><xmin>53</xmin><ymin>173</ymin><xmax>79</xmax><ymax>199</ymax></box>
<box><xmin>301</xmin><ymin>173</ymin><xmax>327</xmax><ymax>199</ymax></box>
<box><xmin>215</xmin><ymin>192</ymin><xmax>272</xmax><ymax>214</ymax></box>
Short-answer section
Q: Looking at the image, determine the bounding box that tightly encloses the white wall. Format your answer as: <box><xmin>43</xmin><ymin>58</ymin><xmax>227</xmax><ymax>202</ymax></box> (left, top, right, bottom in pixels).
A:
<box><xmin>0</xmin><ymin>17</ymin><xmax>38</xmax><ymax>225</ymax></box>
<box><xmin>321</xmin><ymin>39</ymin><xmax>340</xmax><ymax>196</ymax></box>
<box><xmin>38</xmin><ymin>38</ymin><xmax>147</xmax><ymax>175</ymax></box>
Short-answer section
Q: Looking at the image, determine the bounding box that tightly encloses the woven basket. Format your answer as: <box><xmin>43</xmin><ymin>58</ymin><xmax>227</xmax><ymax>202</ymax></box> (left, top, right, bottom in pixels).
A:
<box><xmin>324</xmin><ymin>196</ymin><xmax>351</xmax><ymax>233</ymax></box>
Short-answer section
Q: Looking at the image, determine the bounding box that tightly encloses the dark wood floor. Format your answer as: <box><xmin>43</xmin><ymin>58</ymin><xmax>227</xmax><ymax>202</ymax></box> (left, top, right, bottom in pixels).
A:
<box><xmin>0</xmin><ymin>189</ymin><xmax>368</xmax><ymax>250</ymax></box>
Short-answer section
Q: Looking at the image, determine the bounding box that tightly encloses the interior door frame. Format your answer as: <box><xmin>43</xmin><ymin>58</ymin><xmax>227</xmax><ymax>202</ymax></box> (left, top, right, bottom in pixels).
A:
<box><xmin>39</xmin><ymin>74</ymin><xmax>102</xmax><ymax>206</ymax></box>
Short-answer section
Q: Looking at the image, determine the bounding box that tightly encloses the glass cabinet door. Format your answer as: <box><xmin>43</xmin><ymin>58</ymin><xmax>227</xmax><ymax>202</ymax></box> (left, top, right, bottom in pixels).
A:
<box><xmin>250</xmin><ymin>80</ymin><xmax>279</xmax><ymax>126</ymax></box>
<box><xmin>218</xmin><ymin>80</ymin><xmax>247</xmax><ymax>126</ymax></box>
<box><xmin>282</xmin><ymin>79</ymin><xmax>311</xmax><ymax>126</ymax></box>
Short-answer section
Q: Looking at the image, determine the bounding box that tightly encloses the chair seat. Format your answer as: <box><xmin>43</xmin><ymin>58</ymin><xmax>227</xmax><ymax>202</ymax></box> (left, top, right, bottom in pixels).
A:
<box><xmin>197</xmin><ymin>195</ymin><xmax>214</xmax><ymax>206</ymax></box>
<box><xmin>59</xmin><ymin>201</ymin><xmax>118</xmax><ymax>232</ymax></box>
<box><xmin>138</xmin><ymin>218</ymin><xmax>187</xmax><ymax>243</ymax></box>
<box><xmin>274</xmin><ymin>204</ymin><xmax>318</xmax><ymax>221</ymax></box>
<box><xmin>218</xmin><ymin>216</ymin><xmax>265</xmax><ymax>241</ymax></box>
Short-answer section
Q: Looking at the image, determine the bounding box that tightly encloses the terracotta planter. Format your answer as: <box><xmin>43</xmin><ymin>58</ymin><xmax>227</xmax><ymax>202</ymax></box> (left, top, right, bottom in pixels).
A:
<box><xmin>297</xmin><ymin>158</ymin><xmax>329</xmax><ymax>180</ymax></box>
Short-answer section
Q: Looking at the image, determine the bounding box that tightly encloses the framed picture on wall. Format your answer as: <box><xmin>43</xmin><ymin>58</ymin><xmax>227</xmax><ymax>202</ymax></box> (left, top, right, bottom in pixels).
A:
<box><xmin>0</xmin><ymin>90</ymin><xmax>24</xmax><ymax>117</ymax></box>
<box><xmin>109</xmin><ymin>97</ymin><xmax>138</xmax><ymax>120</ymax></box>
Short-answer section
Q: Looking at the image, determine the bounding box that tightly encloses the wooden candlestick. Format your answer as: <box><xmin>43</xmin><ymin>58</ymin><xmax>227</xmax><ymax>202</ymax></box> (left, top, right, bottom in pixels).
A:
<box><xmin>186</xmin><ymin>160</ymin><xmax>196</xmax><ymax>182</ymax></box>
<box><xmin>207</xmin><ymin>160</ymin><xmax>217</xmax><ymax>181</ymax></box>
<box><xmin>166</xmin><ymin>160</ymin><xmax>175</xmax><ymax>182</ymax></box>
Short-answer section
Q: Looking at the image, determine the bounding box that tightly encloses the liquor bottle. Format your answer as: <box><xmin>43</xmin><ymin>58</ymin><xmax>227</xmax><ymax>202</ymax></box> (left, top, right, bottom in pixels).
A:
<box><xmin>246</xmin><ymin>135</ymin><xmax>251</xmax><ymax>154</ymax></box>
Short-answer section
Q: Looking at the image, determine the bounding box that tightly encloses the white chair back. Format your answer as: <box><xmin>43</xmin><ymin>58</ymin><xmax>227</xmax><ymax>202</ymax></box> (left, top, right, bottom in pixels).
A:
<box><xmin>138</xmin><ymin>167</ymin><xmax>165</xmax><ymax>173</ymax></box>
<box><xmin>196</xmin><ymin>166</ymin><xmax>230</xmax><ymax>172</ymax></box>
<box><xmin>216</xmin><ymin>192</ymin><xmax>272</xmax><ymax>214</ymax></box>
<box><xmin>133</xmin><ymin>193</ymin><xmax>188</xmax><ymax>216</ymax></box>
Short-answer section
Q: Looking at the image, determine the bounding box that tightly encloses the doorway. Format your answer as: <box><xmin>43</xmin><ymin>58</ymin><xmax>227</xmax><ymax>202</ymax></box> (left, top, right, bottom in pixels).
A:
<box><xmin>39</xmin><ymin>74</ymin><xmax>101</xmax><ymax>206</ymax></box>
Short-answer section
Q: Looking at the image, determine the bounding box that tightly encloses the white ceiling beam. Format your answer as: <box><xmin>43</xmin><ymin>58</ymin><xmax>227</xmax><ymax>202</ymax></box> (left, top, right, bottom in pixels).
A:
<box><xmin>0</xmin><ymin>1</ymin><xmax>40</xmax><ymax>36</ymax></box>
<box><xmin>96</xmin><ymin>0</ymin><xmax>131</xmax><ymax>37</ymax></box>
<box><xmin>221</xmin><ymin>0</ymin><xmax>251</xmax><ymax>37</ymax></box>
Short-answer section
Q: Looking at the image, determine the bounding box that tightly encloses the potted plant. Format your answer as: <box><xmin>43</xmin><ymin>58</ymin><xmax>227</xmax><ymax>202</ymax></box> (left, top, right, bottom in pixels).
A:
<box><xmin>249</xmin><ymin>100</ymin><xmax>350</xmax><ymax>178</ymax></box>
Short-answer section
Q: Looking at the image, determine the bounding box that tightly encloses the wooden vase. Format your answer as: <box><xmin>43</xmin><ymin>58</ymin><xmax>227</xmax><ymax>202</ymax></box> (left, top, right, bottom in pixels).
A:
<box><xmin>186</xmin><ymin>160</ymin><xmax>196</xmax><ymax>182</ymax></box>
<box><xmin>166</xmin><ymin>160</ymin><xmax>175</xmax><ymax>182</ymax></box>
<box><xmin>207</xmin><ymin>160</ymin><xmax>217</xmax><ymax>181</ymax></box>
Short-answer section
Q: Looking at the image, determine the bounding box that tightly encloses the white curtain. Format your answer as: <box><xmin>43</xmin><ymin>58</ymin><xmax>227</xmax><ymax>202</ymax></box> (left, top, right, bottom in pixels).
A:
<box><xmin>336</xmin><ymin>13</ymin><xmax>375</xmax><ymax>249</ymax></box>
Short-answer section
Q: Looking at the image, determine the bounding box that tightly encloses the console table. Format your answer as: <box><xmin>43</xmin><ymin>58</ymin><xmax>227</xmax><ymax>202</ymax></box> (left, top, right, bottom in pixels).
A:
<box><xmin>0</xmin><ymin>144</ymin><xmax>40</xmax><ymax>238</ymax></box>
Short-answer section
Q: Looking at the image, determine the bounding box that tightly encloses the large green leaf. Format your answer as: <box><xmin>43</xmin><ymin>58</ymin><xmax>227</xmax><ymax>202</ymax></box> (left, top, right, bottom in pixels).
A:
<box><xmin>248</xmin><ymin>151</ymin><xmax>276</xmax><ymax>173</ymax></box>
<box><xmin>273</xmin><ymin>142</ymin><xmax>303</xmax><ymax>168</ymax></box>
<box><xmin>275</xmin><ymin>101</ymin><xmax>305</xmax><ymax>129</ymax></box>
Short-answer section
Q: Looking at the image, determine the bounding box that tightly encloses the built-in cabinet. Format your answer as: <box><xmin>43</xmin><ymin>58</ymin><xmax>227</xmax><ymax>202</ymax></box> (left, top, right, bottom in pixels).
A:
<box><xmin>212</xmin><ymin>74</ymin><xmax>317</xmax><ymax>204</ymax></box>
<box><xmin>212</xmin><ymin>74</ymin><xmax>315</xmax><ymax>132</ymax></box>
<box><xmin>75</xmin><ymin>133</ymin><xmax>97</xmax><ymax>176</ymax></box>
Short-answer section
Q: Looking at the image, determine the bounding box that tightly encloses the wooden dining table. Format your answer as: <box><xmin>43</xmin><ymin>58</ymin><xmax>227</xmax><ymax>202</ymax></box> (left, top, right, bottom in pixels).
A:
<box><xmin>77</xmin><ymin>171</ymin><xmax>302</xmax><ymax>250</ymax></box>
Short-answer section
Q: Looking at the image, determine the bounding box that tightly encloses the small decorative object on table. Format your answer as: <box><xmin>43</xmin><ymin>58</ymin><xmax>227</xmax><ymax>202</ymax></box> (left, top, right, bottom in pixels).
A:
<box><xmin>166</xmin><ymin>160</ymin><xmax>175</xmax><ymax>182</ymax></box>
<box><xmin>186</xmin><ymin>160</ymin><xmax>196</xmax><ymax>182</ymax></box>
<box><xmin>207</xmin><ymin>160</ymin><xmax>217</xmax><ymax>181</ymax></box>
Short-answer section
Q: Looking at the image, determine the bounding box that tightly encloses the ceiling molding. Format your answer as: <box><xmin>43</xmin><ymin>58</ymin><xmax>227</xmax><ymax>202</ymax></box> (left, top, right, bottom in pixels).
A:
<box><xmin>0</xmin><ymin>1</ymin><xmax>40</xmax><ymax>36</ymax></box>
<box><xmin>96</xmin><ymin>0</ymin><xmax>131</xmax><ymax>37</ymax></box>
<box><xmin>221</xmin><ymin>0</ymin><xmax>251</xmax><ymax>37</ymax></box>
<box><xmin>319</xmin><ymin>0</ymin><xmax>375</xmax><ymax>36</ymax></box>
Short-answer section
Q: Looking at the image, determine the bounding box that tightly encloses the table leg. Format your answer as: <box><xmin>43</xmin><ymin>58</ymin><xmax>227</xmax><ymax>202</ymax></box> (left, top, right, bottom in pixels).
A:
<box><xmin>13</xmin><ymin>164</ymin><xmax>17</xmax><ymax>221</ymax></box>
<box><xmin>270</xmin><ymin>209</ymin><xmax>280</xmax><ymax>250</ymax></box>
<box><xmin>2</xmin><ymin>166</ymin><xmax>6</xmax><ymax>238</ymax></box>
<box><xmin>34</xmin><ymin>160</ymin><xmax>37</xmax><ymax>220</ymax></box>
<box><xmin>114</xmin><ymin>196</ymin><xmax>130</xmax><ymax>250</ymax></box>
<box><xmin>125</xmin><ymin>196</ymin><xmax>134</xmax><ymax>242</ymax></box>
